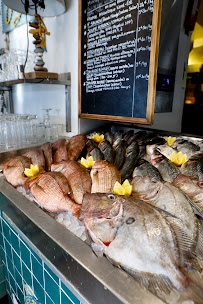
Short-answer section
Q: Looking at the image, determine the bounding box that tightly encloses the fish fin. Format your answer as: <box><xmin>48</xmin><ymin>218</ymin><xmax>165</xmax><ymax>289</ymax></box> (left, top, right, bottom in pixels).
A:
<box><xmin>169</xmin><ymin>220</ymin><xmax>198</xmax><ymax>269</ymax></box>
<box><xmin>143</xmin><ymin>200</ymin><xmax>181</xmax><ymax>220</ymax></box>
<box><xmin>177</xmin><ymin>187</ymin><xmax>203</xmax><ymax>219</ymax></box>
<box><xmin>183</xmin><ymin>268</ymin><xmax>203</xmax><ymax>291</ymax></box>
<box><xmin>122</xmin><ymin>266</ymin><xmax>173</xmax><ymax>294</ymax></box>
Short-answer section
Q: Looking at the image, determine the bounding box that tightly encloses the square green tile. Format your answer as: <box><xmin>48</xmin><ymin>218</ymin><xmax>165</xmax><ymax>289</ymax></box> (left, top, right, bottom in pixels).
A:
<box><xmin>20</xmin><ymin>242</ymin><xmax>31</xmax><ymax>270</ymax></box>
<box><xmin>61</xmin><ymin>282</ymin><xmax>80</xmax><ymax>304</ymax></box>
<box><xmin>8</xmin><ymin>273</ymin><xmax>16</xmax><ymax>294</ymax></box>
<box><xmin>10</xmin><ymin>231</ymin><xmax>20</xmax><ymax>255</ymax></box>
<box><xmin>45</xmin><ymin>294</ymin><xmax>54</xmax><ymax>304</ymax></box>
<box><xmin>32</xmin><ymin>256</ymin><xmax>43</xmax><ymax>286</ymax></box>
<box><xmin>0</xmin><ymin>280</ymin><xmax>7</xmax><ymax>298</ymax></box>
<box><xmin>14</xmin><ymin>268</ymin><xmax>23</xmax><ymax>291</ymax></box>
<box><xmin>31</xmin><ymin>248</ymin><xmax>42</xmax><ymax>265</ymax></box>
<box><xmin>0</xmin><ymin>264</ymin><xmax>5</xmax><ymax>282</ymax></box>
<box><xmin>4</xmin><ymin>239</ymin><xmax>12</xmax><ymax>262</ymax></box>
<box><xmin>22</xmin><ymin>264</ymin><xmax>32</xmax><ymax>288</ymax></box>
<box><xmin>44</xmin><ymin>264</ymin><xmax>59</xmax><ymax>284</ymax></box>
<box><xmin>13</xmin><ymin>250</ymin><xmax>21</xmax><ymax>274</ymax></box>
<box><xmin>2</xmin><ymin>221</ymin><xmax>11</xmax><ymax>243</ymax></box>
<box><xmin>17</xmin><ymin>285</ymin><xmax>24</xmax><ymax>304</ymax></box>
<box><xmin>33</xmin><ymin>277</ymin><xmax>45</xmax><ymax>304</ymax></box>
<box><xmin>61</xmin><ymin>290</ymin><xmax>75</xmax><ymax>304</ymax></box>
<box><xmin>44</xmin><ymin>271</ymin><xmax>60</xmax><ymax>303</ymax></box>
<box><xmin>7</xmin><ymin>257</ymin><xmax>14</xmax><ymax>278</ymax></box>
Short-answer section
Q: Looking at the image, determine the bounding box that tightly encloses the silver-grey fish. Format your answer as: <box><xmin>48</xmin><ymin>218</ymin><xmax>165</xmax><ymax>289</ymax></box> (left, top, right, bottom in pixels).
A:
<box><xmin>171</xmin><ymin>138</ymin><xmax>200</xmax><ymax>158</ymax></box>
<box><xmin>98</xmin><ymin>140</ymin><xmax>114</xmax><ymax>163</ymax></box>
<box><xmin>88</xmin><ymin>147</ymin><xmax>104</xmax><ymax>161</ymax></box>
<box><xmin>132</xmin><ymin>159</ymin><xmax>163</xmax><ymax>182</ymax></box>
<box><xmin>104</xmin><ymin>132</ymin><xmax>114</xmax><ymax>145</ymax></box>
<box><xmin>181</xmin><ymin>151</ymin><xmax>203</xmax><ymax>182</ymax></box>
<box><xmin>120</xmin><ymin>141</ymin><xmax>139</xmax><ymax>180</ymax></box>
<box><xmin>80</xmin><ymin>193</ymin><xmax>203</xmax><ymax>303</ymax></box>
<box><xmin>113</xmin><ymin>138</ymin><xmax>126</xmax><ymax>170</ymax></box>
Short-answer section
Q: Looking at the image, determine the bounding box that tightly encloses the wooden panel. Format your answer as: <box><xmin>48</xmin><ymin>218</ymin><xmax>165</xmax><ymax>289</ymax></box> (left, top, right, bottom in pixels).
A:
<box><xmin>79</xmin><ymin>0</ymin><xmax>162</xmax><ymax>125</ymax></box>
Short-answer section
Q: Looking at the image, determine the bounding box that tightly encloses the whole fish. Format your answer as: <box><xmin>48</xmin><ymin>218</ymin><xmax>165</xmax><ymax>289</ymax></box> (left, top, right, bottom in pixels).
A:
<box><xmin>90</xmin><ymin>160</ymin><xmax>121</xmax><ymax>193</ymax></box>
<box><xmin>173</xmin><ymin>174</ymin><xmax>203</xmax><ymax>213</ymax></box>
<box><xmin>28</xmin><ymin>172</ymin><xmax>80</xmax><ymax>216</ymax></box>
<box><xmin>131</xmin><ymin>176</ymin><xmax>199</xmax><ymax>241</ymax></box>
<box><xmin>41</xmin><ymin>142</ymin><xmax>53</xmax><ymax>171</ymax></box>
<box><xmin>3</xmin><ymin>156</ymin><xmax>31</xmax><ymax>187</ymax></box>
<box><xmin>98</xmin><ymin>140</ymin><xmax>114</xmax><ymax>163</ymax></box>
<box><xmin>113</xmin><ymin>138</ymin><xmax>126</xmax><ymax>170</ymax></box>
<box><xmin>181</xmin><ymin>152</ymin><xmax>203</xmax><ymax>182</ymax></box>
<box><xmin>67</xmin><ymin>134</ymin><xmax>87</xmax><ymax>161</ymax></box>
<box><xmin>147</xmin><ymin>147</ymin><xmax>179</xmax><ymax>182</ymax></box>
<box><xmin>104</xmin><ymin>132</ymin><xmax>114</xmax><ymax>145</ymax></box>
<box><xmin>51</xmin><ymin>160</ymin><xmax>91</xmax><ymax>205</ymax></box>
<box><xmin>132</xmin><ymin>159</ymin><xmax>163</xmax><ymax>182</ymax></box>
<box><xmin>23</xmin><ymin>148</ymin><xmax>45</xmax><ymax>172</ymax></box>
<box><xmin>120</xmin><ymin>141</ymin><xmax>139</xmax><ymax>181</ymax></box>
<box><xmin>52</xmin><ymin>138</ymin><xmax>68</xmax><ymax>163</ymax></box>
<box><xmin>171</xmin><ymin>138</ymin><xmax>200</xmax><ymax>158</ymax></box>
<box><xmin>80</xmin><ymin>193</ymin><xmax>203</xmax><ymax>303</ymax></box>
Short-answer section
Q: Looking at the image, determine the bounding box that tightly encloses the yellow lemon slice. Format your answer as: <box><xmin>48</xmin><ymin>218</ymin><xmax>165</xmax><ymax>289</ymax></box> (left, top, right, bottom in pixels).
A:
<box><xmin>122</xmin><ymin>179</ymin><xmax>133</xmax><ymax>196</ymax></box>
<box><xmin>81</xmin><ymin>156</ymin><xmax>95</xmax><ymax>169</ymax></box>
<box><xmin>169</xmin><ymin>151</ymin><xmax>187</xmax><ymax>166</ymax></box>
<box><xmin>92</xmin><ymin>133</ymin><xmax>104</xmax><ymax>143</ymax></box>
<box><xmin>24</xmin><ymin>164</ymin><xmax>40</xmax><ymax>177</ymax></box>
<box><xmin>167</xmin><ymin>136</ymin><xmax>176</xmax><ymax>146</ymax></box>
<box><xmin>113</xmin><ymin>181</ymin><xmax>125</xmax><ymax>195</ymax></box>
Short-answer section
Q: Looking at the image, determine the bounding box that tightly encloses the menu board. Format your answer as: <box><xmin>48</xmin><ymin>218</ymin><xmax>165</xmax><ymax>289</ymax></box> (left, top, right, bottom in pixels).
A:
<box><xmin>79</xmin><ymin>0</ymin><xmax>162</xmax><ymax>124</ymax></box>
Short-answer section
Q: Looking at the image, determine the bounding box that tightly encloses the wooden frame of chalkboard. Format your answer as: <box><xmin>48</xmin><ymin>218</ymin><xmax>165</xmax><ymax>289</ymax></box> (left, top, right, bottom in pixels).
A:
<box><xmin>79</xmin><ymin>0</ymin><xmax>162</xmax><ymax>125</ymax></box>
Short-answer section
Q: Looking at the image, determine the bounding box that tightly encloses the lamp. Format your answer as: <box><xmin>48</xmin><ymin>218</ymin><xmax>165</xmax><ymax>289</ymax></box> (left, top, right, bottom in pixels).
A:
<box><xmin>2</xmin><ymin>0</ymin><xmax>66</xmax><ymax>17</ymax></box>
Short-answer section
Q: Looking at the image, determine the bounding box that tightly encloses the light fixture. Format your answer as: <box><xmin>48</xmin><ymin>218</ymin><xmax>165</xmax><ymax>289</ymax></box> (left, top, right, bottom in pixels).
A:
<box><xmin>2</xmin><ymin>0</ymin><xmax>66</xmax><ymax>17</ymax></box>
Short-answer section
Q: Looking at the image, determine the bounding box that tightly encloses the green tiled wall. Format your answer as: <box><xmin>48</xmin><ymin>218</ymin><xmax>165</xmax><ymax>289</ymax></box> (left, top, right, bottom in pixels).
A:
<box><xmin>0</xmin><ymin>213</ymin><xmax>83</xmax><ymax>304</ymax></box>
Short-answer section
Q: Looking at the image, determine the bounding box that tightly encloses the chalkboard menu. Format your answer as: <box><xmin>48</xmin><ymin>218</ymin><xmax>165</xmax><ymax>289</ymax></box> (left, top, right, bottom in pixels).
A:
<box><xmin>79</xmin><ymin>0</ymin><xmax>162</xmax><ymax>124</ymax></box>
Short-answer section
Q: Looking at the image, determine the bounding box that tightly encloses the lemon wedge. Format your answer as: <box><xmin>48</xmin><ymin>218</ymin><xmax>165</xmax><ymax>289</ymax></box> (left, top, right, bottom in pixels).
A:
<box><xmin>113</xmin><ymin>180</ymin><xmax>132</xmax><ymax>196</ymax></box>
<box><xmin>113</xmin><ymin>181</ymin><xmax>126</xmax><ymax>195</ymax></box>
<box><xmin>167</xmin><ymin>136</ymin><xmax>176</xmax><ymax>146</ymax></box>
<box><xmin>169</xmin><ymin>151</ymin><xmax>187</xmax><ymax>166</ymax></box>
<box><xmin>24</xmin><ymin>164</ymin><xmax>40</xmax><ymax>177</ymax></box>
<box><xmin>122</xmin><ymin>179</ymin><xmax>133</xmax><ymax>196</ymax></box>
<box><xmin>92</xmin><ymin>133</ymin><xmax>104</xmax><ymax>143</ymax></box>
<box><xmin>81</xmin><ymin>156</ymin><xmax>95</xmax><ymax>169</ymax></box>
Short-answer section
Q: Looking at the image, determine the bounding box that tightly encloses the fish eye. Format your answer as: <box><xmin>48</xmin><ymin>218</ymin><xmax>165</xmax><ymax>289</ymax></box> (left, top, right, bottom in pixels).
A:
<box><xmin>108</xmin><ymin>194</ymin><xmax>115</xmax><ymax>200</ymax></box>
<box><xmin>151</xmin><ymin>178</ymin><xmax>157</xmax><ymax>183</ymax></box>
<box><xmin>126</xmin><ymin>217</ymin><xmax>135</xmax><ymax>225</ymax></box>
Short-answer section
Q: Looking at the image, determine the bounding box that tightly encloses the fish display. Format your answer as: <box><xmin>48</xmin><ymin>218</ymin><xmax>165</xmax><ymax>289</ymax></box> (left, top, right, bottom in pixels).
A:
<box><xmin>80</xmin><ymin>193</ymin><xmax>203</xmax><ymax>303</ymax></box>
<box><xmin>28</xmin><ymin>172</ymin><xmax>80</xmax><ymax>216</ymax></box>
<box><xmin>41</xmin><ymin>142</ymin><xmax>53</xmax><ymax>171</ymax></box>
<box><xmin>2</xmin><ymin>129</ymin><xmax>203</xmax><ymax>303</ymax></box>
<box><xmin>3</xmin><ymin>156</ymin><xmax>31</xmax><ymax>187</ymax></box>
<box><xmin>52</xmin><ymin>138</ymin><xmax>68</xmax><ymax>163</ymax></box>
<box><xmin>51</xmin><ymin>160</ymin><xmax>91</xmax><ymax>205</ymax></box>
<box><xmin>91</xmin><ymin>160</ymin><xmax>121</xmax><ymax>193</ymax></box>
<box><xmin>67</xmin><ymin>134</ymin><xmax>87</xmax><ymax>161</ymax></box>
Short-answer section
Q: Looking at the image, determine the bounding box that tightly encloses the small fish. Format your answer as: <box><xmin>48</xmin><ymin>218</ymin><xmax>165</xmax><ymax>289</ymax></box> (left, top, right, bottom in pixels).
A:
<box><xmin>171</xmin><ymin>138</ymin><xmax>200</xmax><ymax>158</ymax></box>
<box><xmin>52</xmin><ymin>138</ymin><xmax>68</xmax><ymax>163</ymax></box>
<box><xmin>123</xmin><ymin>130</ymin><xmax>134</xmax><ymax>142</ymax></box>
<box><xmin>51</xmin><ymin>160</ymin><xmax>91</xmax><ymax>205</ymax></box>
<box><xmin>88</xmin><ymin>147</ymin><xmax>104</xmax><ymax>161</ymax></box>
<box><xmin>127</xmin><ymin>131</ymin><xmax>147</xmax><ymax>145</ymax></box>
<box><xmin>173</xmin><ymin>174</ymin><xmax>203</xmax><ymax>213</ymax></box>
<box><xmin>113</xmin><ymin>138</ymin><xmax>126</xmax><ymax>170</ymax></box>
<box><xmin>67</xmin><ymin>134</ymin><xmax>87</xmax><ymax>161</ymax></box>
<box><xmin>104</xmin><ymin>132</ymin><xmax>114</xmax><ymax>145</ymax></box>
<box><xmin>90</xmin><ymin>160</ymin><xmax>121</xmax><ymax>193</ymax></box>
<box><xmin>120</xmin><ymin>141</ymin><xmax>139</xmax><ymax>180</ymax></box>
<box><xmin>3</xmin><ymin>156</ymin><xmax>31</xmax><ymax>187</ymax></box>
<box><xmin>181</xmin><ymin>151</ymin><xmax>203</xmax><ymax>182</ymax></box>
<box><xmin>132</xmin><ymin>159</ymin><xmax>163</xmax><ymax>182</ymax></box>
<box><xmin>23</xmin><ymin>148</ymin><xmax>45</xmax><ymax>172</ymax></box>
<box><xmin>148</xmin><ymin>147</ymin><xmax>179</xmax><ymax>182</ymax></box>
<box><xmin>80</xmin><ymin>193</ymin><xmax>203</xmax><ymax>303</ymax></box>
<box><xmin>41</xmin><ymin>142</ymin><xmax>53</xmax><ymax>171</ymax></box>
<box><xmin>113</xmin><ymin>131</ymin><xmax>123</xmax><ymax>143</ymax></box>
<box><xmin>98</xmin><ymin>140</ymin><xmax>114</xmax><ymax>163</ymax></box>
<box><xmin>28</xmin><ymin>172</ymin><xmax>80</xmax><ymax>217</ymax></box>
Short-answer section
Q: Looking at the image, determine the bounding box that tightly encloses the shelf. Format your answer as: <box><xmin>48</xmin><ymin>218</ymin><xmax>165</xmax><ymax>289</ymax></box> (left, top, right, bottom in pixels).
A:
<box><xmin>0</xmin><ymin>78</ymin><xmax>71</xmax><ymax>87</ymax></box>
